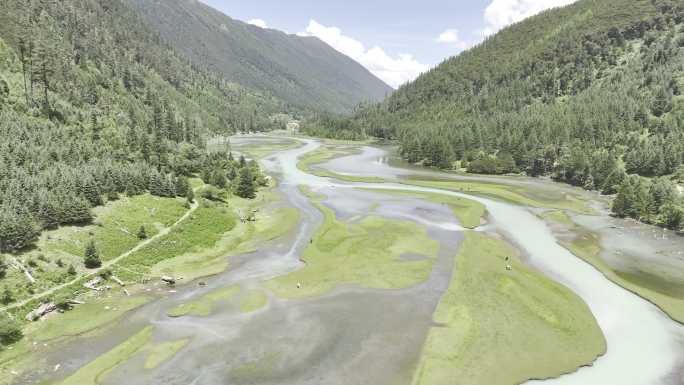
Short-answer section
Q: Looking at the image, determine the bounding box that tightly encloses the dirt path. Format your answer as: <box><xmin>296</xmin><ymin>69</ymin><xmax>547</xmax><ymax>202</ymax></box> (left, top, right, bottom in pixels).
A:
<box><xmin>0</xmin><ymin>196</ymin><xmax>200</xmax><ymax>313</ymax></box>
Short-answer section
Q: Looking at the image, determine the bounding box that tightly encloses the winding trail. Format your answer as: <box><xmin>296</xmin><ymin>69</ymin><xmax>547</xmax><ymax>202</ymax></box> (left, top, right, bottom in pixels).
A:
<box><xmin>0</xmin><ymin>194</ymin><xmax>200</xmax><ymax>313</ymax></box>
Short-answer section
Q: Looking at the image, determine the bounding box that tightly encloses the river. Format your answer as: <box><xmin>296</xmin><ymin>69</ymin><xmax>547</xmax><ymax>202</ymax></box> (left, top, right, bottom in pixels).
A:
<box><xmin>20</xmin><ymin>136</ymin><xmax>684</xmax><ymax>385</ymax></box>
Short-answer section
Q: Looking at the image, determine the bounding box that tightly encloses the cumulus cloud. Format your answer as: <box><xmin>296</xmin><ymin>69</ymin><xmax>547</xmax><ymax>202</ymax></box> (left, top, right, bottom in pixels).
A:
<box><xmin>301</xmin><ymin>20</ymin><xmax>428</xmax><ymax>89</ymax></box>
<box><xmin>436</xmin><ymin>29</ymin><xmax>469</xmax><ymax>50</ymax></box>
<box><xmin>247</xmin><ymin>19</ymin><xmax>268</xmax><ymax>29</ymax></box>
<box><xmin>483</xmin><ymin>0</ymin><xmax>577</xmax><ymax>35</ymax></box>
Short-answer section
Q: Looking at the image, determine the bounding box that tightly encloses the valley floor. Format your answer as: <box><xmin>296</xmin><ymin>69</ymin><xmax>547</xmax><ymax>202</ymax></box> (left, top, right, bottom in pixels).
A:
<box><xmin>2</xmin><ymin>135</ymin><xmax>683</xmax><ymax>385</ymax></box>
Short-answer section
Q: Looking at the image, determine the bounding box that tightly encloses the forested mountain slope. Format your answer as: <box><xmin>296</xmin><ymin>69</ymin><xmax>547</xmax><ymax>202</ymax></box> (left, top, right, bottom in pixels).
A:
<box><xmin>306</xmin><ymin>0</ymin><xmax>684</xmax><ymax>229</ymax></box>
<box><xmin>126</xmin><ymin>0</ymin><xmax>393</xmax><ymax>114</ymax></box>
<box><xmin>0</xmin><ymin>0</ymin><xmax>283</xmax><ymax>252</ymax></box>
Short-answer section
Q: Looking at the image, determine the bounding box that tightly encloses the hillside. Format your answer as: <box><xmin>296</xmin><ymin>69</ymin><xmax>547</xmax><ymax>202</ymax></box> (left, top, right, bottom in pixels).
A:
<box><xmin>306</xmin><ymin>0</ymin><xmax>684</xmax><ymax>228</ymax></box>
<box><xmin>0</xmin><ymin>0</ymin><xmax>285</xmax><ymax>254</ymax></box>
<box><xmin>126</xmin><ymin>0</ymin><xmax>392</xmax><ymax>114</ymax></box>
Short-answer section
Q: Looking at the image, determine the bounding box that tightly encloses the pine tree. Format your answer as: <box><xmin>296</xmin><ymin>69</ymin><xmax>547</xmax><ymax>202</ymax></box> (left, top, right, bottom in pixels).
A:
<box><xmin>84</xmin><ymin>239</ymin><xmax>102</xmax><ymax>269</ymax></box>
<box><xmin>137</xmin><ymin>225</ymin><xmax>147</xmax><ymax>240</ymax></box>
<box><xmin>235</xmin><ymin>167</ymin><xmax>256</xmax><ymax>199</ymax></box>
<box><xmin>174</xmin><ymin>176</ymin><xmax>189</xmax><ymax>197</ymax></box>
<box><xmin>212</xmin><ymin>169</ymin><xmax>227</xmax><ymax>189</ymax></box>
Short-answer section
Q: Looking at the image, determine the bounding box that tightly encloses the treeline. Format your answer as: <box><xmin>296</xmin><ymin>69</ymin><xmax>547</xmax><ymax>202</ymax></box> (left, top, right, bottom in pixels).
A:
<box><xmin>613</xmin><ymin>176</ymin><xmax>684</xmax><ymax>230</ymax></box>
<box><xmin>200</xmin><ymin>150</ymin><xmax>268</xmax><ymax>201</ymax></box>
<box><xmin>305</xmin><ymin>0</ymin><xmax>684</xmax><ymax>230</ymax></box>
<box><xmin>0</xmin><ymin>0</ymin><xmax>283</xmax><ymax>253</ymax></box>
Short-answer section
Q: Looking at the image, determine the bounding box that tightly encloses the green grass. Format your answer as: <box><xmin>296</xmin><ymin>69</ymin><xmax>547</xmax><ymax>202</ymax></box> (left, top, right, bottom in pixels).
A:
<box><xmin>412</xmin><ymin>232</ymin><xmax>605</xmax><ymax>385</ymax></box>
<box><xmin>114</xmin><ymin>200</ymin><xmax>237</xmax><ymax>282</ymax></box>
<box><xmin>0</xmin><ymin>194</ymin><xmax>187</xmax><ymax>304</ymax></box>
<box><xmin>540</xmin><ymin>210</ymin><xmax>576</xmax><ymax>227</ymax></box>
<box><xmin>56</xmin><ymin>326</ymin><xmax>154</xmax><ymax>385</ymax></box>
<box><xmin>399</xmin><ymin>178</ymin><xmax>594</xmax><ymax>214</ymax></box>
<box><xmin>28</xmin><ymin>295</ymin><xmax>152</xmax><ymax>342</ymax></box>
<box><xmin>239</xmin><ymin>290</ymin><xmax>268</xmax><ymax>313</ymax></box>
<box><xmin>47</xmin><ymin>195</ymin><xmax>187</xmax><ymax>262</ymax></box>
<box><xmin>366</xmin><ymin>189</ymin><xmax>486</xmax><ymax>229</ymax></box>
<box><xmin>143</xmin><ymin>339</ymin><xmax>189</xmax><ymax>369</ymax></box>
<box><xmin>167</xmin><ymin>285</ymin><xmax>240</xmax><ymax>317</ymax></box>
<box><xmin>150</xmin><ymin>197</ymin><xmax>300</xmax><ymax>282</ymax></box>
<box><xmin>266</xmin><ymin>192</ymin><xmax>439</xmax><ymax>298</ymax></box>
<box><xmin>235</xmin><ymin>140</ymin><xmax>302</xmax><ymax>159</ymax></box>
<box><xmin>297</xmin><ymin>146</ymin><xmax>386</xmax><ymax>183</ymax></box>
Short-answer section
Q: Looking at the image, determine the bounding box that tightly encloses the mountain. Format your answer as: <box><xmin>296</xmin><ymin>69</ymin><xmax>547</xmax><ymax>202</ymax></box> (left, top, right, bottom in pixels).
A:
<box><xmin>126</xmin><ymin>0</ymin><xmax>393</xmax><ymax>114</ymax></box>
<box><xmin>311</xmin><ymin>0</ymin><xmax>683</xmax><ymax>175</ymax></box>
<box><xmin>305</xmin><ymin>0</ymin><xmax>684</xmax><ymax>228</ymax></box>
<box><xmin>0</xmin><ymin>0</ymin><xmax>287</xmax><ymax>252</ymax></box>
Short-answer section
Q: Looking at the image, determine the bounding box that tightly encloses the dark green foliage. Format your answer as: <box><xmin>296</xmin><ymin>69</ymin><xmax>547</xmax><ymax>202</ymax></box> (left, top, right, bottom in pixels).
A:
<box><xmin>0</xmin><ymin>0</ymin><xmax>291</xmax><ymax>252</ymax></box>
<box><xmin>0</xmin><ymin>258</ymin><xmax>6</xmax><ymax>279</ymax></box>
<box><xmin>0</xmin><ymin>77</ymin><xmax>8</xmax><ymax>100</ymax></box>
<box><xmin>174</xmin><ymin>176</ymin><xmax>190</xmax><ymax>198</ymax></box>
<box><xmin>137</xmin><ymin>225</ymin><xmax>148</xmax><ymax>240</ymax></box>
<box><xmin>0</xmin><ymin>287</ymin><xmax>13</xmax><ymax>305</ymax></box>
<box><xmin>0</xmin><ymin>316</ymin><xmax>22</xmax><ymax>345</ymax></box>
<box><xmin>612</xmin><ymin>176</ymin><xmax>684</xmax><ymax>230</ymax></box>
<box><xmin>0</xmin><ymin>206</ymin><xmax>39</xmax><ymax>253</ymax></box>
<box><xmin>467</xmin><ymin>153</ymin><xmax>517</xmax><ymax>175</ymax></box>
<box><xmin>83</xmin><ymin>239</ymin><xmax>101</xmax><ymax>269</ymax></box>
<box><xmin>186</xmin><ymin>187</ymin><xmax>195</xmax><ymax>204</ymax></box>
<box><xmin>200</xmin><ymin>186</ymin><xmax>224</xmax><ymax>202</ymax></box>
<box><xmin>67</xmin><ymin>264</ymin><xmax>76</xmax><ymax>276</ymax></box>
<box><xmin>126</xmin><ymin>0</ymin><xmax>391</xmax><ymax>114</ymax></box>
<box><xmin>309</xmin><ymin>0</ymin><xmax>684</xmax><ymax>187</ymax></box>
<box><xmin>235</xmin><ymin>167</ymin><xmax>256</xmax><ymax>199</ymax></box>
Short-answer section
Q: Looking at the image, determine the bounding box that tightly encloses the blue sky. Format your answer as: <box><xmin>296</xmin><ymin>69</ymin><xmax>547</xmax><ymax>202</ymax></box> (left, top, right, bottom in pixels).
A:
<box><xmin>198</xmin><ymin>0</ymin><xmax>576</xmax><ymax>88</ymax></box>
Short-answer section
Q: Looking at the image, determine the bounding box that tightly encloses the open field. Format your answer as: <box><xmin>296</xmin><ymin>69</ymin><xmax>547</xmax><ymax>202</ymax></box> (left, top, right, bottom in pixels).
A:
<box><xmin>266</xmin><ymin>190</ymin><xmax>439</xmax><ymax>298</ymax></box>
<box><xmin>412</xmin><ymin>232</ymin><xmax>606</xmax><ymax>385</ymax></box>
<box><xmin>0</xmin><ymin>194</ymin><xmax>188</xmax><ymax>305</ymax></box>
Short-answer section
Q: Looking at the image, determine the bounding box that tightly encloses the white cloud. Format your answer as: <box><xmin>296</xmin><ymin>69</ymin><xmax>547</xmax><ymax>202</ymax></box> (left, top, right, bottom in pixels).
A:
<box><xmin>301</xmin><ymin>20</ymin><xmax>428</xmax><ymax>89</ymax></box>
<box><xmin>483</xmin><ymin>0</ymin><xmax>577</xmax><ymax>36</ymax></box>
<box><xmin>247</xmin><ymin>19</ymin><xmax>268</xmax><ymax>29</ymax></box>
<box><xmin>436</xmin><ymin>29</ymin><xmax>470</xmax><ymax>50</ymax></box>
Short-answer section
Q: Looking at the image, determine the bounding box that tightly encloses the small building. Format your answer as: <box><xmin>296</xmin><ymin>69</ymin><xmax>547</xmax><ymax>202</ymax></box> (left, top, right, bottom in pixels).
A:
<box><xmin>286</xmin><ymin>120</ymin><xmax>300</xmax><ymax>134</ymax></box>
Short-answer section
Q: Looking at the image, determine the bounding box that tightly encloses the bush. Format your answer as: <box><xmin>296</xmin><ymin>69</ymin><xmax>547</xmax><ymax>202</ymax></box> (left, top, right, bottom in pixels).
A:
<box><xmin>0</xmin><ymin>317</ymin><xmax>23</xmax><ymax>345</ymax></box>
<box><xmin>200</xmin><ymin>186</ymin><xmax>224</xmax><ymax>202</ymax></box>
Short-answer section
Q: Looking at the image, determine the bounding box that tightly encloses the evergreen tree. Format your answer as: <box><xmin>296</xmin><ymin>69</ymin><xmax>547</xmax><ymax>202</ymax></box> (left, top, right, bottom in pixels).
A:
<box><xmin>83</xmin><ymin>239</ymin><xmax>102</xmax><ymax>269</ymax></box>
<box><xmin>234</xmin><ymin>167</ymin><xmax>256</xmax><ymax>199</ymax></box>
<box><xmin>137</xmin><ymin>225</ymin><xmax>147</xmax><ymax>240</ymax></box>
